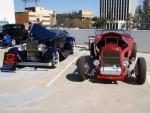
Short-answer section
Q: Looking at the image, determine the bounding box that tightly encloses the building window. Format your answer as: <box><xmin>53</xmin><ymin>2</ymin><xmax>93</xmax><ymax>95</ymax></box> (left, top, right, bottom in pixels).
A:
<box><xmin>29</xmin><ymin>15</ymin><xmax>36</xmax><ymax>17</ymax></box>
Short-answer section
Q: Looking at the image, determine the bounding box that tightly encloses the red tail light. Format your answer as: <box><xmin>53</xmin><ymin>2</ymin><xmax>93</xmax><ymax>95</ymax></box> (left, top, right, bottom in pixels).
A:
<box><xmin>3</xmin><ymin>53</ymin><xmax>17</xmax><ymax>65</ymax></box>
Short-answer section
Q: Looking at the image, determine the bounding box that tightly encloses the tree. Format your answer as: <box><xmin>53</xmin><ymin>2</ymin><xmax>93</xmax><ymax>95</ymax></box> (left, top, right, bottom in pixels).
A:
<box><xmin>143</xmin><ymin>0</ymin><xmax>150</xmax><ymax>14</ymax></box>
<box><xmin>126</xmin><ymin>13</ymin><xmax>133</xmax><ymax>29</ymax></box>
<box><xmin>82</xmin><ymin>18</ymin><xmax>92</xmax><ymax>29</ymax></box>
<box><xmin>93</xmin><ymin>17</ymin><xmax>107</xmax><ymax>29</ymax></box>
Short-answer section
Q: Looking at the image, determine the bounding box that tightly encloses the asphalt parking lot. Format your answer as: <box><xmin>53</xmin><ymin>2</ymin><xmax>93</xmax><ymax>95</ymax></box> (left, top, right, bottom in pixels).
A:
<box><xmin>0</xmin><ymin>47</ymin><xmax>150</xmax><ymax>113</ymax></box>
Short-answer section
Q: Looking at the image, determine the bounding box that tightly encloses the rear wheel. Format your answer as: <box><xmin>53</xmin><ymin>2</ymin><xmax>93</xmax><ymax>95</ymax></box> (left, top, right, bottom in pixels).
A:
<box><xmin>51</xmin><ymin>52</ymin><xmax>59</xmax><ymax>68</ymax></box>
<box><xmin>135</xmin><ymin>57</ymin><xmax>147</xmax><ymax>85</ymax></box>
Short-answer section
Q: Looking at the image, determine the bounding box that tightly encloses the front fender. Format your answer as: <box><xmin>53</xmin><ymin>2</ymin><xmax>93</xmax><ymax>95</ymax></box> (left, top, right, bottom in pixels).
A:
<box><xmin>8</xmin><ymin>47</ymin><xmax>26</xmax><ymax>62</ymax></box>
<box><xmin>65</xmin><ymin>37</ymin><xmax>75</xmax><ymax>49</ymax></box>
<box><xmin>49</xmin><ymin>47</ymin><xmax>57</xmax><ymax>56</ymax></box>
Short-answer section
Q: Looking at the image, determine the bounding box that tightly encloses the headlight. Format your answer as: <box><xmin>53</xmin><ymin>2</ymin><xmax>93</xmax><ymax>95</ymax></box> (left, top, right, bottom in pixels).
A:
<box><xmin>93</xmin><ymin>60</ymin><xmax>100</xmax><ymax>66</ymax></box>
<box><xmin>123</xmin><ymin>58</ymin><xmax>129</xmax><ymax>67</ymax></box>
<box><xmin>38</xmin><ymin>44</ymin><xmax>46</xmax><ymax>51</ymax></box>
<box><xmin>18</xmin><ymin>44</ymin><xmax>25</xmax><ymax>51</ymax></box>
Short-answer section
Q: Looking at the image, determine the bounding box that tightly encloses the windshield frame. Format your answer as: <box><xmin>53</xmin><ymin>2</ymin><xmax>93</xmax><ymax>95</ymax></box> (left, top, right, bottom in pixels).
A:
<box><xmin>95</xmin><ymin>29</ymin><xmax>131</xmax><ymax>35</ymax></box>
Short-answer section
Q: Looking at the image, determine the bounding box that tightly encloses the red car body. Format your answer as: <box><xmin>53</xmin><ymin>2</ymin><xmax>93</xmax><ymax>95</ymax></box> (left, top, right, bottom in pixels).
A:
<box><xmin>92</xmin><ymin>31</ymin><xmax>134</xmax><ymax>80</ymax></box>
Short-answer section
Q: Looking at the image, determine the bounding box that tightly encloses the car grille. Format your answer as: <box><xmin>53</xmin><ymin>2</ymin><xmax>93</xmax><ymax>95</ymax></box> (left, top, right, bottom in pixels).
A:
<box><xmin>103</xmin><ymin>50</ymin><xmax>120</xmax><ymax>66</ymax></box>
<box><xmin>26</xmin><ymin>41</ymin><xmax>39</xmax><ymax>61</ymax></box>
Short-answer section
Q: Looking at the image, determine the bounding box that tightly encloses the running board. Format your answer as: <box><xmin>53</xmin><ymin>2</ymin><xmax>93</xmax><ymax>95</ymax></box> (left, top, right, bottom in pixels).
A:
<box><xmin>17</xmin><ymin>62</ymin><xmax>52</xmax><ymax>67</ymax></box>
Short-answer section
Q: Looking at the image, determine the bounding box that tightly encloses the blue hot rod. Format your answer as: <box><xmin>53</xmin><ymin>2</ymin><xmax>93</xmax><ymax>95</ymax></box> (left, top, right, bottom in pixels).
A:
<box><xmin>1</xmin><ymin>24</ymin><xmax>75</xmax><ymax>72</ymax></box>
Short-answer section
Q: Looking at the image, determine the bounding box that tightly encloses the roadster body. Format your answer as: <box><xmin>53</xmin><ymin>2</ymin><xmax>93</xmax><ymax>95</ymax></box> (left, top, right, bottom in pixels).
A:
<box><xmin>1</xmin><ymin>24</ymin><xmax>75</xmax><ymax>72</ymax></box>
<box><xmin>78</xmin><ymin>30</ymin><xmax>146</xmax><ymax>84</ymax></box>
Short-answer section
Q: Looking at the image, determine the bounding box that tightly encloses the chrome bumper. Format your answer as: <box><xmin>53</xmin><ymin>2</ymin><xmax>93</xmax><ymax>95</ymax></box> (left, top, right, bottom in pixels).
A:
<box><xmin>100</xmin><ymin>66</ymin><xmax>122</xmax><ymax>75</ymax></box>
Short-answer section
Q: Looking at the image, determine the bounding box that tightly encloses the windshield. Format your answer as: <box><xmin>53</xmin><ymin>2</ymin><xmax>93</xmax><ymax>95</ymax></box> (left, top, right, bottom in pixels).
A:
<box><xmin>48</xmin><ymin>30</ymin><xmax>60</xmax><ymax>34</ymax></box>
<box><xmin>0</xmin><ymin>21</ymin><xmax>9</xmax><ymax>31</ymax></box>
<box><xmin>3</xmin><ymin>25</ymin><xmax>24</xmax><ymax>31</ymax></box>
<box><xmin>96</xmin><ymin>30</ymin><xmax>131</xmax><ymax>35</ymax></box>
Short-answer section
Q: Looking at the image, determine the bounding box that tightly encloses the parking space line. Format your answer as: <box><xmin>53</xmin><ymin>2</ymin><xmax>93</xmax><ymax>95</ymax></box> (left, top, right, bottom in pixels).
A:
<box><xmin>45</xmin><ymin>57</ymin><xmax>78</xmax><ymax>87</ymax></box>
<box><xmin>147</xmin><ymin>72</ymin><xmax>150</xmax><ymax>84</ymax></box>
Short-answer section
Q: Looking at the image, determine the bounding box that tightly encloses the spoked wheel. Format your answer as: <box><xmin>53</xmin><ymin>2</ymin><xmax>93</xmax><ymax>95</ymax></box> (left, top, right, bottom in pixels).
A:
<box><xmin>135</xmin><ymin>57</ymin><xmax>147</xmax><ymax>85</ymax></box>
<box><xmin>78</xmin><ymin>56</ymin><xmax>91</xmax><ymax>81</ymax></box>
<box><xmin>11</xmin><ymin>39</ymin><xmax>16</xmax><ymax>46</ymax></box>
<box><xmin>51</xmin><ymin>52</ymin><xmax>60</xmax><ymax>68</ymax></box>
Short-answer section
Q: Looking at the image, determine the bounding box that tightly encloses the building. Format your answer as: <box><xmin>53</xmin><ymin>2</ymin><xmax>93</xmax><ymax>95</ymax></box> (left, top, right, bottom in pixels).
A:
<box><xmin>79</xmin><ymin>10</ymin><xmax>93</xmax><ymax>18</ymax></box>
<box><xmin>146</xmin><ymin>0</ymin><xmax>150</xmax><ymax>6</ymax></box>
<box><xmin>0</xmin><ymin>0</ymin><xmax>15</xmax><ymax>23</ymax></box>
<box><xmin>140</xmin><ymin>15</ymin><xmax>150</xmax><ymax>30</ymax></box>
<box><xmin>15</xmin><ymin>7</ymin><xmax>56</xmax><ymax>27</ymax></box>
<box><xmin>100</xmin><ymin>0</ymin><xmax>139</xmax><ymax>29</ymax></box>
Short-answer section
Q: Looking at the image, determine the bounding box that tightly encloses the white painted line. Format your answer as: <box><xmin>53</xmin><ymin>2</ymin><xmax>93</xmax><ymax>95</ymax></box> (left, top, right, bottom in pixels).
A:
<box><xmin>147</xmin><ymin>72</ymin><xmax>150</xmax><ymax>84</ymax></box>
<box><xmin>45</xmin><ymin>57</ymin><xmax>78</xmax><ymax>87</ymax></box>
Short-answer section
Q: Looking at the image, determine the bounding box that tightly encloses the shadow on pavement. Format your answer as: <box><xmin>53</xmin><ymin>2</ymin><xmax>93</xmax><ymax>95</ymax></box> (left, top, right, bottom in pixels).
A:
<box><xmin>66</xmin><ymin>69</ymin><xmax>82</xmax><ymax>82</ymax></box>
<box><xmin>123</xmin><ymin>77</ymin><xmax>139</xmax><ymax>85</ymax></box>
<box><xmin>89</xmin><ymin>79</ymin><xmax>118</xmax><ymax>84</ymax></box>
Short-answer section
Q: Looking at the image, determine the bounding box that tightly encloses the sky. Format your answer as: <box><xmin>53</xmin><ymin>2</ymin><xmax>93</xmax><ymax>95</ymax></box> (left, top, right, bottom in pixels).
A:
<box><xmin>14</xmin><ymin>0</ymin><xmax>144</xmax><ymax>16</ymax></box>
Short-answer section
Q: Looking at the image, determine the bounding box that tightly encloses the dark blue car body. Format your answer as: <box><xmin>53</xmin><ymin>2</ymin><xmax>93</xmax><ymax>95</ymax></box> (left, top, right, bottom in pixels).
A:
<box><xmin>1</xmin><ymin>24</ymin><xmax>75</xmax><ymax>72</ymax></box>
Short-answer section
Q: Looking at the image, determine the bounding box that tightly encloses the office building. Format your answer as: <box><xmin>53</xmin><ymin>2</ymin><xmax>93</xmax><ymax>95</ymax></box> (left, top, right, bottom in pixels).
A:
<box><xmin>140</xmin><ymin>14</ymin><xmax>150</xmax><ymax>30</ymax></box>
<box><xmin>100</xmin><ymin>0</ymin><xmax>139</xmax><ymax>29</ymax></box>
<box><xmin>79</xmin><ymin>10</ymin><xmax>93</xmax><ymax>18</ymax></box>
<box><xmin>15</xmin><ymin>7</ymin><xmax>56</xmax><ymax>27</ymax></box>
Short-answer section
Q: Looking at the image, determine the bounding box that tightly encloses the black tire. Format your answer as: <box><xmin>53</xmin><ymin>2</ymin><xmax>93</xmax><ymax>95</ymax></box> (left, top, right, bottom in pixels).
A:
<box><xmin>51</xmin><ymin>52</ymin><xmax>60</xmax><ymax>68</ymax></box>
<box><xmin>135</xmin><ymin>57</ymin><xmax>147</xmax><ymax>85</ymax></box>
<box><xmin>130</xmin><ymin>42</ymin><xmax>137</xmax><ymax>60</ymax></box>
<box><xmin>90</xmin><ymin>42</ymin><xmax>95</xmax><ymax>57</ymax></box>
<box><xmin>78</xmin><ymin>56</ymin><xmax>88</xmax><ymax>81</ymax></box>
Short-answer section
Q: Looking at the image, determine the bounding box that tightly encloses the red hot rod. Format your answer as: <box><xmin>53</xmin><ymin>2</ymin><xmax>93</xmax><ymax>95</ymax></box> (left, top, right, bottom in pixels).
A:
<box><xmin>78</xmin><ymin>30</ymin><xmax>146</xmax><ymax>84</ymax></box>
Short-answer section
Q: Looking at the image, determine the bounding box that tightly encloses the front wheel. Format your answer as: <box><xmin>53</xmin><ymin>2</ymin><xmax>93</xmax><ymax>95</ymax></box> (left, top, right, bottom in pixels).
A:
<box><xmin>130</xmin><ymin>42</ymin><xmax>137</xmax><ymax>61</ymax></box>
<box><xmin>135</xmin><ymin>57</ymin><xmax>147</xmax><ymax>85</ymax></box>
<box><xmin>77</xmin><ymin>56</ymin><xmax>90</xmax><ymax>81</ymax></box>
<box><xmin>51</xmin><ymin>52</ymin><xmax>60</xmax><ymax>68</ymax></box>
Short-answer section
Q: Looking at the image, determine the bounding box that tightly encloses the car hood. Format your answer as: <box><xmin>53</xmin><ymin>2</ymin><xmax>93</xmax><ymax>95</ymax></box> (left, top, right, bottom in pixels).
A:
<box><xmin>30</xmin><ymin>24</ymin><xmax>58</xmax><ymax>40</ymax></box>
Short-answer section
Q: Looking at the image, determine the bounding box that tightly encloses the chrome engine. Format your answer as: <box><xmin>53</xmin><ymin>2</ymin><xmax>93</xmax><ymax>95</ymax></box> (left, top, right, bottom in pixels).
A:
<box><xmin>26</xmin><ymin>41</ymin><xmax>39</xmax><ymax>61</ymax></box>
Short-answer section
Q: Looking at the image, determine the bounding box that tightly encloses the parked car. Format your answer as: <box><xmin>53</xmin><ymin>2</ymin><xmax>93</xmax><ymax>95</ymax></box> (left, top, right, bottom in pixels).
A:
<box><xmin>1</xmin><ymin>24</ymin><xmax>75</xmax><ymax>72</ymax></box>
<box><xmin>78</xmin><ymin>30</ymin><xmax>146</xmax><ymax>85</ymax></box>
<box><xmin>0</xmin><ymin>24</ymin><xmax>28</xmax><ymax>46</ymax></box>
<box><xmin>0</xmin><ymin>20</ymin><xmax>9</xmax><ymax>42</ymax></box>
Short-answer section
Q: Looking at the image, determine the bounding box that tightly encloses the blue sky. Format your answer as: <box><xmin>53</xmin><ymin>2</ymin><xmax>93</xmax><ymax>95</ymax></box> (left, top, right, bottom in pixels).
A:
<box><xmin>14</xmin><ymin>0</ymin><xmax>144</xmax><ymax>16</ymax></box>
